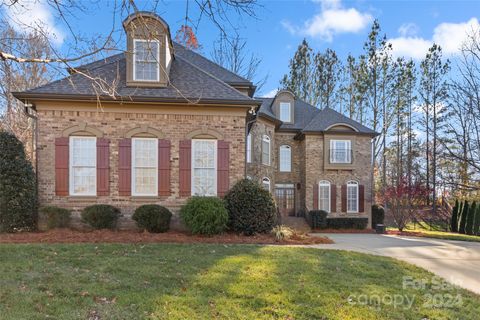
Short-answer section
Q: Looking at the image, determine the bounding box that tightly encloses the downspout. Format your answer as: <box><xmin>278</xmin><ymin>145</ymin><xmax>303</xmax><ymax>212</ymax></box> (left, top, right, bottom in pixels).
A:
<box><xmin>244</xmin><ymin>107</ymin><xmax>257</xmax><ymax>177</ymax></box>
<box><xmin>23</xmin><ymin>103</ymin><xmax>39</xmax><ymax>225</ymax></box>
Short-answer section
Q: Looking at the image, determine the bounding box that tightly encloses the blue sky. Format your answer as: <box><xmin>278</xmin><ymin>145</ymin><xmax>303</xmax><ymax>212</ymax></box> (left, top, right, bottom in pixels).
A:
<box><xmin>3</xmin><ymin>0</ymin><xmax>480</xmax><ymax>96</ymax></box>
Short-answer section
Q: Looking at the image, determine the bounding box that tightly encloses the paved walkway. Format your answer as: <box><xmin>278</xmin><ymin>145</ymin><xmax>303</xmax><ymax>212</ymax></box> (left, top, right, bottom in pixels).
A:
<box><xmin>309</xmin><ymin>233</ymin><xmax>480</xmax><ymax>294</ymax></box>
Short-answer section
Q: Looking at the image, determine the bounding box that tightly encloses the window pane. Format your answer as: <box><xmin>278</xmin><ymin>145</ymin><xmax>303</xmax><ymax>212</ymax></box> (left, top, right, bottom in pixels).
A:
<box><xmin>262</xmin><ymin>179</ymin><xmax>270</xmax><ymax>191</ymax></box>
<box><xmin>193</xmin><ymin>141</ymin><xmax>215</xmax><ymax>168</ymax></box>
<box><xmin>279</xmin><ymin>102</ymin><xmax>291</xmax><ymax>122</ymax></box>
<box><xmin>134</xmin><ymin>40</ymin><xmax>159</xmax><ymax>81</ymax></box>
<box><xmin>319</xmin><ymin>184</ymin><xmax>330</xmax><ymax>212</ymax></box>
<box><xmin>134</xmin><ymin>139</ymin><xmax>156</xmax><ymax>167</ymax></box>
<box><xmin>279</xmin><ymin>146</ymin><xmax>291</xmax><ymax>172</ymax></box>
<box><xmin>246</xmin><ymin>134</ymin><xmax>252</xmax><ymax>163</ymax></box>
<box><xmin>72</xmin><ymin>167</ymin><xmax>95</xmax><ymax>194</ymax></box>
<box><xmin>192</xmin><ymin>140</ymin><xmax>216</xmax><ymax>196</ymax></box>
<box><xmin>134</xmin><ymin>168</ymin><xmax>156</xmax><ymax>194</ymax></box>
<box><xmin>347</xmin><ymin>184</ymin><xmax>358</xmax><ymax>212</ymax></box>
<box><xmin>193</xmin><ymin>168</ymin><xmax>215</xmax><ymax>196</ymax></box>
<box><xmin>262</xmin><ymin>138</ymin><xmax>270</xmax><ymax>165</ymax></box>
<box><xmin>72</xmin><ymin>138</ymin><xmax>95</xmax><ymax>166</ymax></box>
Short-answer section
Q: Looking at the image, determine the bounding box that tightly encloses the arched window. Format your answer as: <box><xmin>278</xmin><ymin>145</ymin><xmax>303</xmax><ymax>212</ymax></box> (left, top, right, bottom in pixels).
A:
<box><xmin>262</xmin><ymin>177</ymin><xmax>271</xmax><ymax>191</ymax></box>
<box><xmin>262</xmin><ymin>135</ymin><xmax>271</xmax><ymax>166</ymax></box>
<box><xmin>279</xmin><ymin>145</ymin><xmax>291</xmax><ymax>172</ymax></box>
<box><xmin>347</xmin><ymin>181</ymin><xmax>359</xmax><ymax>213</ymax></box>
<box><xmin>319</xmin><ymin>180</ymin><xmax>331</xmax><ymax>212</ymax></box>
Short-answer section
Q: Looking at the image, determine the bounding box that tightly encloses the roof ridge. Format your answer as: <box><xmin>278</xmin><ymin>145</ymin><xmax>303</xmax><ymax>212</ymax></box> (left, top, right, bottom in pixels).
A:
<box><xmin>175</xmin><ymin>55</ymin><xmax>256</xmax><ymax>102</ymax></box>
<box><xmin>173</xmin><ymin>41</ymin><xmax>252</xmax><ymax>85</ymax></box>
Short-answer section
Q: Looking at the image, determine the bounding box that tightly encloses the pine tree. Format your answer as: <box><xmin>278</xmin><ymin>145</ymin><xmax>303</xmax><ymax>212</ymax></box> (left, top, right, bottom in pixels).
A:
<box><xmin>473</xmin><ymin>206</ymin><xmax>480</xmax><ymax>236</ymax></box>
<box><xmin>466</xmin><ymin>201</ymin><xmax>476</xmax><ymax>235</ymax></box>
<box><xmin>450</xmin><ymin>199</ymin><xmax>459</xmax><ymax>232</ymax></box>
<box><xmin>281</xmin><ymin>39</ymin><xmax>313</xmax><ymax>104</ymax></box>
<box><xmin>459</xmin><ymin>200</ymin><xmax>469</xmax><ymax>234</ymax></box>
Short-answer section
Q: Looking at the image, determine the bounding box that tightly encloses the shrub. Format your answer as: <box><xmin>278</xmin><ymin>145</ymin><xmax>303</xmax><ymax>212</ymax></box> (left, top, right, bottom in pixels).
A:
<box><xmin>450</xmin><ymin>199</ymin><xmax>459</xmax><ymax>232</ymax></box>
<box><xmin>224</xmin><ymin>179</ymin><xmax>276</xmax><ymax>235</ymax></box>
<box><xmin>180</xmin><ymin>197</ymin><xmax>228</xmax><ymax>235</ymax></box>
<box><xmin>327</xmin><ymin>218</ymin><xmax>368</xmax><ymax>229</ymax></box>
<box><xmin>371</xmin><ymin>204</ymin><xmax>385</xmax><ymax>228</ymax></box>
<box><xmin>0</xmin><ymin>131</ymin><xmax>37</xmax><ymax>232</ymax></box>
<box><xmin>81</xmin><ymin>204</ymin><xmax>120</xmax><ymax>229</ymax></box>
<box><xmin>132</xmin><ymin>204</ymin><xmax>172</xmax><ymax>233</ymax></box>
<box><xmin>459</xmin><ymin>201</ymin><xmax>469</xmax><ymax>234</ymax></box>
<box><xmin>466</xmin><ymin>201</ymin><xmax>476</xmax><ymax>235</ymax></box>
<box><xmin>306</xmin><ymin>210</ymin><xmax>328</xmax><ymax>229</ymax></box>
<box><xmin>271</xmin><ymin>225</ymin><xmax>294</xmax><ymax>241</ymax></box>
<box><xmin>40</xmin><ymin>206</ymin><xmax>71</xmax><ymax>229</ymax></box>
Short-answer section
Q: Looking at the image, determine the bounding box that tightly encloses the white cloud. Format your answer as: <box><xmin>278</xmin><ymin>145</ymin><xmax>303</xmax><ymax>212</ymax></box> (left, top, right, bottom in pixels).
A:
<box><xmin>3</xmin><ymin>0</ymin><xmax>65</xmax><ymax>45</ymax></box>
<box><xmin>389</xmin><ymin>18</ymin><xmax>480</xmax><ymax>60</ymax></box>
<box><xmin>262</xmin><ymin>88</ymin><xmax>279</xmax><ymax>98</ymax></box>
<box><xmin>398</xmin><ymin>23</ymin><xmax>419</xmax><ymax>37</ymax></box>
<box><xmin>282</xmin><ymin>0</ymin><xmax>372</xmax><ymax>42</ymax></box>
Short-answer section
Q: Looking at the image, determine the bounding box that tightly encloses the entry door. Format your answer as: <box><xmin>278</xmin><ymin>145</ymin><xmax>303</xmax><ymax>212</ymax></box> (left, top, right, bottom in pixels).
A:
<box><xmin>275</xmin><ymin>186</ymin><xmax>295</xmax><ymax>216</ymax></box>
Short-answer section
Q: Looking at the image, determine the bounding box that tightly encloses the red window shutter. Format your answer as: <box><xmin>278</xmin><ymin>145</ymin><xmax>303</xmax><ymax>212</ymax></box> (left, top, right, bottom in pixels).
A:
<box><xmin>55</xmin><ymin>137</ymin><xmax>69</xmax><ymax>196</ymax></box>
<box><xmin>359</xmin><ymin>184</ymin><xmax>365</xmax><ymax>212</ymax></box>
<box><xmin>118</xmin><ymin>138</ymin><xmax>131</xmax><ymax>196</ymax></box>
<box><xmin>179</xmin><ymin>140</ymin><xmax>191</xmax><ymax>197</ymax></box>
<box><xmin>96</xmin><ymin>138</ymin><xmax>110</xmax><ymax>196</ymax></box>
<box><xmin>331</xmin><ymin>184</ymin><xmax>337</xmax><ymax>212</ymax></box>
<box><xmin>158</xmin><ymin>139</ymin><xmax>171</xmax><ymax>196</ymax></box>
<box><xmin>217</xmin><ymin>140</ymin><xmax>230</xmax><ymax>197</ymax></box>
<box><xmin>341</xmin><ymin>185</ymin><xmax>347</xmax><ymax>212</ymax></box>
<box><xmin>313</xmin><ymin>183</ymin><xmax>319</xmax><ymax>210</ymax></box>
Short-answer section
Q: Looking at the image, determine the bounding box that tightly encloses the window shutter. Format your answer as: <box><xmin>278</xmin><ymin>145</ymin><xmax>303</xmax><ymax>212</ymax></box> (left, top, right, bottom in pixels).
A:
<box><xmin>96</xmin><ymin>138</ymin><xmax>110</xmax><ymax>196</ymax></box>
<box><xmin>331</xmin><ymin>184</ymin><xmax>337</xmax><ymax>212</ymax></box>
<box><xmin>217</xmin><ymin>140</ymin><xmax>230</xmax><ymax>197</ymax></box>
<box><xmin>359</xmin><ymin>184</ymin><xmax>365</xmax><ymax>213</ymax></box>
<box><xmin>55</xmin><ymin>137</ymin><xmax>69</xmax><ymax>196</ymax></box>
<box><xmin>118</xmin><ymin>138</ymin><xmax>131</xmax><ymax>196</ymax></box>
<box><xmin>313</xmin><ymin>183</ymin><xmax>319</xmax><ymax>210</ymax></box>
<box><xmin>341</xmin><ymin>184</ymin><xmax>347</xmax><ymax>212</ymax></box>
<box><xmin>179</xmin><ymin>140</ymin><xmax>191</xmax><ymax>197</ymax></box>
<box><xmin>158</xmin><ymin>139</ymin><xmax>171</xmax><ymax>196</ymax></box>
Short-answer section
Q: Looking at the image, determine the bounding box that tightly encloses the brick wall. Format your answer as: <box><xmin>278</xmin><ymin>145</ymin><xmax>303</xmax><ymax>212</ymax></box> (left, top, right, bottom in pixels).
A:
<box><xmin>36</xmin><ymin>104</ymin><xmax>247</xmax><ymax>229</ymax></box>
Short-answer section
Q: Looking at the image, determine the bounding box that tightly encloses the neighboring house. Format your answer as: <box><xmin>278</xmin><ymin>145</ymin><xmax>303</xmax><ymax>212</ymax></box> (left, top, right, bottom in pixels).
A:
<box><xmin>12</xmin><ymin>11</ymin><xmax>378</xmax><ymax>229</ymax></box>
<box><xmin>247</xmin><ymin>90</ymin><xmax>378</xmax><ymax>226</ymax></box>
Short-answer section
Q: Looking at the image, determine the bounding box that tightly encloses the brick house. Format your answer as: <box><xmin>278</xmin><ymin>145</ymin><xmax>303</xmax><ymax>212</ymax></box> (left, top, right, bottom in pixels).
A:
<box><xmin>13</xmin><ymin>11</ymin><xmax>378</xmax><ymax>229</ymax></box>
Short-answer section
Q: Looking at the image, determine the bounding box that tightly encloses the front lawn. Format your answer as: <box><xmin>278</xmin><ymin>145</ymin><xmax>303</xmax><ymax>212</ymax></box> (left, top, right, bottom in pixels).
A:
<box><xmin>0</xmin><ymin>244</ymin><xmax>478</xmax><ymax>319</ymax></box>
<box><xmin>387</xmin><ymin>223</ymin><xmax>480</xmax><ymax>243</ymax></box>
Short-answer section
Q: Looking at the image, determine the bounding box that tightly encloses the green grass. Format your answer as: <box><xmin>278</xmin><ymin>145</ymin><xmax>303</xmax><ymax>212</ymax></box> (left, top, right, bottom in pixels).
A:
<box><xmin>0</xmin><ymin>244</ymin><xmax>479</xmax><ymax>319</ymax></box>
<box><xmin>387</xmin><ymin>222</ymin><xmax>480</xmax><ymax>242</ymax></box>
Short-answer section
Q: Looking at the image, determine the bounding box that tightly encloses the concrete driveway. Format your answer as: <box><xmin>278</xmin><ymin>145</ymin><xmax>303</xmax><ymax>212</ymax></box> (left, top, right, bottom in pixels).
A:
<box><xmin>310</xmin><ymin>233</ymin><xmax>480</xmax><ymax>294</ymax></box>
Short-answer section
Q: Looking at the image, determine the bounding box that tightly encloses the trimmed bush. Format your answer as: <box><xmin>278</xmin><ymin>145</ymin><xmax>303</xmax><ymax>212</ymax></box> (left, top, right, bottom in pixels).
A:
<box><xmin>132</xmin><ymin>204</ymin><xmax>172</xmax><ymax>233</ymax></box>
<box><xmin>40</xmin><ymin>206</ymin><xmax>71</xmax><ymax>229</ymax></box>
<box><xmin>306</xmin><ymin>210</ymin><xmax>328</xmax><ymax>229</ymax></box>
<box><xmin>327</xmin><ymin>218</ymin><xmax>368</xmax><ymax>229</ymax></box>
<box><xmin>180</xmin><ymin>197</ymin><xmax>228</xmax><ymax>235</ymax></box>
<box><xmin>466</xmin><ymin>201</ymin><xmax>476</xmax><ymax>235</ymax></box>
<box><xmin>224</xmin><ymin>179</ymin><xmax>276</xmax><ymax>235</ymax></box>
<box><xmin>81</xmin><ymin>205</ymin><xmax>120</xmax><ymax>229</ymax></box>
<box><xmin>0</xmin><ymin>131</ymin><xmax>37</xmax><ymax>232</ymax></box>
<box><xmin>450</xmin><ymin>199</ymin><xmax>459</xmax><ymax>232</ymax></box>
<box><xmin>372</xmin><ymin>204</ymin><xmax>385</xmax><ymax>228</ymax></box>
<box><xmin>459</xmin><ymin>201</ymin><xmax>469</xmax><ymax>234</ymax></box>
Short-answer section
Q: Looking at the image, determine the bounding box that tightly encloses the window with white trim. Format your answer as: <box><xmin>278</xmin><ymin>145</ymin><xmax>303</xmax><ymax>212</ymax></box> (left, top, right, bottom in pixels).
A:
<box><xmin>132</xmin><ymin>138</ymin><xmax>158</xmax><ymax>196</ymax></box>
<box><xmin>279</xmin><ymin>102</ymin><xmax>291</xmax><ymax>122</ymax></box>
<box><xmin>262</xmin><ymin>177</ymin><xmax>270</xmax><ymax>191</ymax></box>
<box><xmin>192</xmin><ymin>139</ymin><xmax>217</xmax><ymax>196</ymax></box>
<box><xmin>262</xmin><ymin>135</ymin><xmax>270</xmax><ymax>165</ymax></box>
<box><xmin>133</xmin><ymin>39</ymin><xmax>160</xmax><ymax>81</ymax></box>
<box><xmin>69</xmin><ymin>136</ymin><xmax>96</xmax><ymax>196</ymax></box>
<box><xmin>279</xmin><ymin>145</ymin><xmax>291</xmax><ymax>172</ymax></box>
<box><xmin>347</xmin><ymin>181</ymin><xmax>359</xmax><ymax>213</ymax></box>
<box><xmin>330</xmin><ymin>139</ymin><xmax>352</xmax><ymax>163</ymax></box>
<box><xmin>246</xmin><ymin>133</ymin><xmax>252</xmax><ymax>163</ymax></box>
<box><xmin>319</xmin><ymin>180</ymin><xmax>331</xmax><ymax>212</ymax></box>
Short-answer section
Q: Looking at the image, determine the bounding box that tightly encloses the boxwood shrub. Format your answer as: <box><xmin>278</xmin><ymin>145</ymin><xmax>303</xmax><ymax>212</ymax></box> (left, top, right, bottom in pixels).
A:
<box><xmin>180</xmin><ymin>196</ymin><xmax>228</xmax><ymax>235</ymax></box>
<box><xmin>371</xmin><ymin>204</ymin><xmax>385</xmax><ymax>228</ymax></box>
<box><xmin>306</xmin><ymin>210</ymin><xmax>328</xmax><ymax>229</ymax></box>
<box><xmin>81</xmin><ymin>204</ymin><xmax>120</xmax><ymax>229</ymax></box>
<box><xmin>327</xmin><ymin>217</ymin><xmax>368</xmax><ymax>229</ymax></box>
<box><xmin>132</xmin><ymin>204</ymin><xmax>172</xmax><ymax>233</ymax></box>
<box><xmin>224</xmin><ymin>179</ymin><xmax>276</xmax><ymax>235</ymax></box>
<box><xmin>40</xmin><ymin>206</ymin><xmax>71</xmax><ymax>229</ymax></box>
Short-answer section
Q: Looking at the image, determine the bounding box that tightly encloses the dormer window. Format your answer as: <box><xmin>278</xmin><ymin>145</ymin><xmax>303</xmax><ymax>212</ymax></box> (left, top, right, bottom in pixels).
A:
<box><xmin>279</xmin><ymin>102</ymin><xmax>291</xmax><ymax>122</ymax></box>
<box><xmin>134</xmin><ymin>39</ymin><xmax>160</xmax><ymax>82</ymax></box>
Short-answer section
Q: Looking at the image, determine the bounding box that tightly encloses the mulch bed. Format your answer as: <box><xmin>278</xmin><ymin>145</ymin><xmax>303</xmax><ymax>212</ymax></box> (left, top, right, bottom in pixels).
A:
<box><xmin>0</xmin><ymin>229</ymin><xmax>333</xmax><ymax>245</ymax></box>
<box><xmin>311</xmin><ymin>228</ymin><xmax>375</xmax><ymax>234</ymax></box>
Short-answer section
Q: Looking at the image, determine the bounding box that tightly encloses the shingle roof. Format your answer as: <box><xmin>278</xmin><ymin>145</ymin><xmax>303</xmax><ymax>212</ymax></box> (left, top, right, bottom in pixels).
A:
<box><xmin>256</xmin><ymin>97</ymin><xmax>377</xmax><ymax>135</ymax></box>
<box><xmin>15</xmin><ymin>45</ymin><xmax>257</xmax><ymax>105</ymax></box>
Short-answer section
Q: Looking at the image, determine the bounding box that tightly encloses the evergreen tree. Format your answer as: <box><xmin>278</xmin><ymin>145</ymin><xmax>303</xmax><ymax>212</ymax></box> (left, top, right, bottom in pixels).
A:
<box><xmin>473</xmin><ymin>206</ymin><xmax>480</xmax><ymax>236</ymax></box>
<box><xmin>466</xmin><ymin>201</ymin><xmax>476</xmax><ymax>235</ymax></box>
<box><xmin>450</xmin><ymin>199</ymin><xmax>459</xmax><ymax>232</ymax></box>
<box><xmin>459</xmin><ymin>200</ymin><xmax>469</xmax><ymax>234</ymax></box>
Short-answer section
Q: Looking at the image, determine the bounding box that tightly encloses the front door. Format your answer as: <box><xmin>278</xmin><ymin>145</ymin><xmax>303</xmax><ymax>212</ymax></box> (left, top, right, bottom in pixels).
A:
<box><xmin>275</xmin><ymin>185</ymin><xmax>295</xmax><ymax>216</ymax></box>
